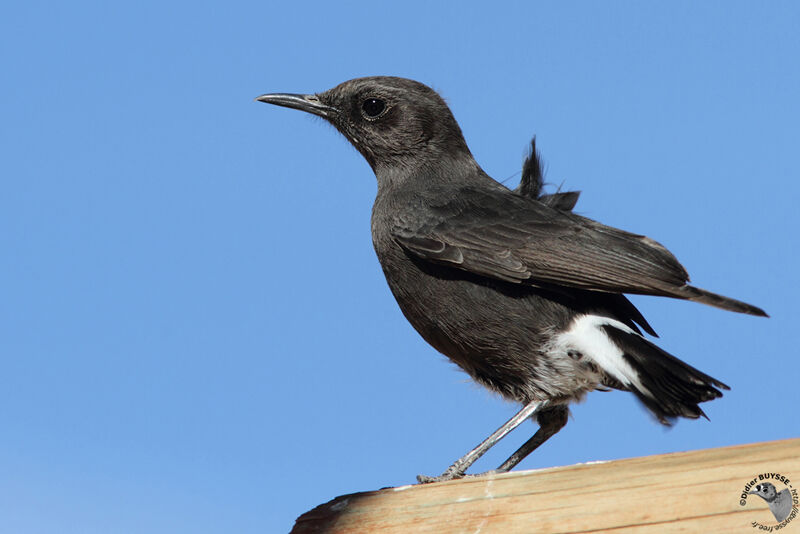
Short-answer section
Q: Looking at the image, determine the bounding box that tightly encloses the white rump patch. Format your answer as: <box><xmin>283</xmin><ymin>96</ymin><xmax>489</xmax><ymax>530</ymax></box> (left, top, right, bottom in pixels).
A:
<box><xmin>556</xmin><ymin>315</ymin><xmax>642</xmax><ymax>389</ymax></box>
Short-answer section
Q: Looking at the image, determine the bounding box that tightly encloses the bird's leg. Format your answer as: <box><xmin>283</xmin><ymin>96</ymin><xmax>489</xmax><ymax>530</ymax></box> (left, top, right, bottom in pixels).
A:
<box><xmin>416</xmin><ymin>399</ymin><xmax>550</xmax><ymax>484</ymax></box>
<box><xmin>495</xmin><ymin>405</ymin><xmax>568</xmax><ymax>473</ymax></box>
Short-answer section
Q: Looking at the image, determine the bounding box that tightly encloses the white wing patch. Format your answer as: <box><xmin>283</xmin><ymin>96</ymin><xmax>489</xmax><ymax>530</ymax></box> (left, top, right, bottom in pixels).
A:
<box><xmin>556</xmin><ymin>314</ymin><xmax>643</xmax><ymax>390</ymax></box>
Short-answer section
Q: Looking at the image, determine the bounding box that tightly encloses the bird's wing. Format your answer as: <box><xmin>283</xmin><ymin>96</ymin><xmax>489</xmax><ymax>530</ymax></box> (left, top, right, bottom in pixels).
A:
<box><xmin>391</xmin><ymin>186</ymin><xmax>772</xmax><ymax>322</ymax></box>
<box><xmin>393</xmin><ymin>186</ymin><xmax>690</xmax><ymax>295</ymax></box>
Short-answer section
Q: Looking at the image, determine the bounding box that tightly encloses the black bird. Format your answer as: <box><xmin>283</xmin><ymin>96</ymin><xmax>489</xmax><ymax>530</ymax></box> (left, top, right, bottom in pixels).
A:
<box><xmin>256</xmin><ymin>77</ymin><xmax>767</xmax><ymax>483</ymax></box>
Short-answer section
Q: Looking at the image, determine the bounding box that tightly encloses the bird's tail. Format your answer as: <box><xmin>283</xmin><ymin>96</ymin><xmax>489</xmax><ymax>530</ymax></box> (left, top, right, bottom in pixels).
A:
<box><xmin>674</xmin><ymin>285</ymin><xmax>768</xmax><ymax>317</ymax></box>
<box><xmin>516</xmin><ymin>137</ymin><xmax>581</xmax><ymax>211</ymax></box>
<box><xmin>599</xmin><ymin>324</ymin><xmax>730</xmax><ymax>425</ymax></box>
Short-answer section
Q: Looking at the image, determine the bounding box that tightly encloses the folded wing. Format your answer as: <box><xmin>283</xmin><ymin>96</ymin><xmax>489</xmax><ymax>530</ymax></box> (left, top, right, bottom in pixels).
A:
<box><xmin>393</xmin><ymin>186</ymin><xmax>766</xmax><ymax>317</ymax></box>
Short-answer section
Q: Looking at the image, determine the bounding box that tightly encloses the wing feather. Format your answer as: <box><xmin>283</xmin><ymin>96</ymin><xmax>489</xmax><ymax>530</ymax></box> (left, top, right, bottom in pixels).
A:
<box><xmin>392</xmin><ymin>185</ymin><xmax>767</xmax><ymax>317</ymax></box>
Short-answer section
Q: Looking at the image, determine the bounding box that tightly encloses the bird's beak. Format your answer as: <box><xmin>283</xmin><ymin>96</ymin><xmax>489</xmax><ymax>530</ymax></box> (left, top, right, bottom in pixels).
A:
<box><xmin>255</xmin><ymin>93</ymin><xmax>337</xmax><ymax>118</ymax></box>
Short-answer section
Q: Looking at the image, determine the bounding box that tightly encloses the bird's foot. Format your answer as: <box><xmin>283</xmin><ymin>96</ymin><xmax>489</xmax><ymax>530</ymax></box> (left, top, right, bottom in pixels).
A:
<box><xmin>416</xmin><ymin>472</ymin><xmax>460</xmax><ymax>484</ymax></box>
<box><xmin>416</xmin><ymin>469</ymin><xmax>499</xmax><ymax>484</ymax></box>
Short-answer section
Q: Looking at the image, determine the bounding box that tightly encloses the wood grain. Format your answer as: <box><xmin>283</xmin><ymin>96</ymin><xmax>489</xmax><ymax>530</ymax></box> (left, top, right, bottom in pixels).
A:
<box><xmin>291</xmin><ymin>438</ymin><xmax>800</xmax><ymax>533</ymax></box>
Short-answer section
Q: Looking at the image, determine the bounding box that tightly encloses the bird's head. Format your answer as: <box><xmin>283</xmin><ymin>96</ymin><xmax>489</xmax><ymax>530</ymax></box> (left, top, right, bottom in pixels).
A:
<box><xmin>256</xmin><ymin>76</ymin><xmax>472</xmax><ymax>174</ymax></box>
<box><xmin>749</xmin><ymin>482</ymin><xmax>778</xmax><ymax>502</ymax></box>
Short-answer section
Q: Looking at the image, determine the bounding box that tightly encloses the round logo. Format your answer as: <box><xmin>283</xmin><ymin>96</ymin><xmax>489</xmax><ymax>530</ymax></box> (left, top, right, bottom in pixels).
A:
<box><xmin>739</xmin><ymin>473</ymin><xmax>798</xmax><ymax>529</ymax></box>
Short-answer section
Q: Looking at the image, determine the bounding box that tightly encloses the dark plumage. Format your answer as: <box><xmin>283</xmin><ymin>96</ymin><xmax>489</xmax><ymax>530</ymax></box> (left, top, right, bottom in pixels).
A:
<box><xmin>256</xmin><ymin>76</ymin><xmax>767</xmax><ymax>483</ymax></box>
<box><xmin>516</xmin><ymin>137</ymin><xmax>580</xmax><ymax>211</ymax></box>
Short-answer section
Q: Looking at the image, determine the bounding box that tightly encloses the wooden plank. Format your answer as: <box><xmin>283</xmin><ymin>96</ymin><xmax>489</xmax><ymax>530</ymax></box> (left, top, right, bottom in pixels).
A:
<box><xmin>291</xmin><ymin>438</ymin><xmax>800</xmax><ymax>533</ymax></box>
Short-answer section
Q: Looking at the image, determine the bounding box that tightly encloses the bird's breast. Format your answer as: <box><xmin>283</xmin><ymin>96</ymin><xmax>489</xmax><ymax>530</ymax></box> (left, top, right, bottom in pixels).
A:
<box><xmin>370</xmin><ymin>208</ymin><xmax>588</xmax><ymax>402</ymax></box>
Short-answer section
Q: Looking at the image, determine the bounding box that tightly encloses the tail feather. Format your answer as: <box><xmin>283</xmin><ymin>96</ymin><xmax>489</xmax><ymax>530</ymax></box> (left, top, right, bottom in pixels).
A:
<box><xmin>540</xmin><ymin>191</ymin><xmax>580</xmax><ymax>211</ymax></box>
<box><xmin>676</xmin><ymin>285</ymin><xmax>768</xmax><ymax>317</ymax></box>
<box><xmin>517</xmin><ymin>137</ymin><xmax>545</xmax><ymax>199</ymax></box>
<box><xmin>600</xmin><ymin>325</ymin><xmax>729</xmax><ymax>425</ymax></box>
<box><xmin>516</xmin><ymin>136</ymin><xmax>581</xmax><ymax>211</ymax></box>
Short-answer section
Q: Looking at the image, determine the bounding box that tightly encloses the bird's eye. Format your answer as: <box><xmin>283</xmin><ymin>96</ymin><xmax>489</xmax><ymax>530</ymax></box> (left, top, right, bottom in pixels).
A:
<box><xmin>361</xmin><ymin>98</ymin><xmax>386</xmax><ymax>118</ymax></box>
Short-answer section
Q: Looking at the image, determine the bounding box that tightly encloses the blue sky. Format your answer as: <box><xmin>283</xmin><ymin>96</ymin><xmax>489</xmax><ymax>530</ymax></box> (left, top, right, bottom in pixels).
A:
<box><xmin>1</xmin><ymin>2</ymin><xmax>798</xmax><ymax>533</ymax></box>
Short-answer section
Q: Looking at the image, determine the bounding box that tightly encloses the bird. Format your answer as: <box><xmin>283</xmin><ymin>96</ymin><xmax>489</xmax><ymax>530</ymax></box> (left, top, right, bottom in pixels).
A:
<box><xmin>256</xmin><ymin>76</ymin><xmax>767</xmax><ymax>483</ymax></box>
<box><xmin>749</xmin><ymin>482</ymin><xmax>793</xmax><ymax>522</ymax></box>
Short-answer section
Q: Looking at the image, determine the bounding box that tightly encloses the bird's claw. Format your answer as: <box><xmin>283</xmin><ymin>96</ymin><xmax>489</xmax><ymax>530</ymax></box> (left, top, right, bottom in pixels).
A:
<box><xmin>416</xmin><ymin>469</ymin><xmax>499</xmax><ymax>484</ymax></box>
<box><xmin>416</xmin><ymin>470</ymin><xmax>464</xmax><ymax>484</ymax></box>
